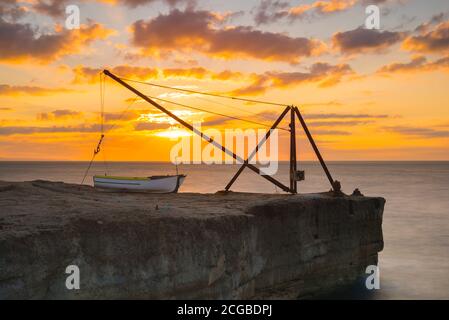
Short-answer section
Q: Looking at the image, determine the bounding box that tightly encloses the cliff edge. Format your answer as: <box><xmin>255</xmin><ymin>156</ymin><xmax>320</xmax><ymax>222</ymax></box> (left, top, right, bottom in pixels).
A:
<box><xmin>0</xmin><ymin>180</ymin><xmax>384</xmax><ymax>299</ymax></box>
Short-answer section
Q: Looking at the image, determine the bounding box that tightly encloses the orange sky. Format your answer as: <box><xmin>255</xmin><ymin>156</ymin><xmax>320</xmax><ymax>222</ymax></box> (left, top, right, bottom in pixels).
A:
<box><xmin>0</xmin><ymin>0</ymin><xmax>448</xmax><ymax>161</ymax></box>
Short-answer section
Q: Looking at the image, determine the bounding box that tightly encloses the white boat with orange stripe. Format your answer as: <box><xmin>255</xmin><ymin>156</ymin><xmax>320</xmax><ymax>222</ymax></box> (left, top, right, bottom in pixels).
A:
<box><xmin>93</xmin><ymin>175</ymin><xmax>186</xmax><ymax>193</ymax></box>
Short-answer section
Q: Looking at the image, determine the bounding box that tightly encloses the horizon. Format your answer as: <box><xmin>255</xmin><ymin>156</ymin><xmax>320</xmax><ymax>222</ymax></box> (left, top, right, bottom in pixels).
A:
<box><xmin>1</xmin><ymin>159</ymin><xmax>449</xmax><ymax>163</ymax></box>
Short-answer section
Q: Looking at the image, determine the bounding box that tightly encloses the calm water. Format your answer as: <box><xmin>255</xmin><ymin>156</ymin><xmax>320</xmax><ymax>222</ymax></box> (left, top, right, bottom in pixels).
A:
<box><xmin>0</xmin><ymin>161</ymin><xmax>448</xmax><ymax>299</ymax></box>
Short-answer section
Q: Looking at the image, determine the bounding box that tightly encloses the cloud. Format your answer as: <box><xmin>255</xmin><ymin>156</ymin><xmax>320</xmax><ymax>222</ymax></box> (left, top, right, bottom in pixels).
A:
<box><xmin>31</xmin><ymin>0</ymin><xmax>68</xmax><ymax>17</ymax></box>
<box><xmin>253</xmin><ymin>0</ymin><xmax>290</xmax><ymax>25</ymax></box>
<box><xmin>308</xmin><ymin>120</ymin><xmax>373</xmax><ymax>127</ymax></box>
<box><xmin>304</xmin><ymin>113</ymin><xmax>389</xmax><ymax>119</ymax></box>
<box><xmin>211</xmin><ymin>70</ymin><xmax>245</xmax><ymax>81</ymax></box>
<box><xmin>253</xmin><ymin>0</ymin><xmax>359</xmax><ymax>25</ymax></box>
<box><xmin>403</xmin><ymin>21</ymin><xmax>449</xmax><ymax>54</ymax></box>
<box><xmin>130</xmin><ymin>9</ymin><xmax>326</xmax><ymax>63</ymax></box>
<box><xmin>162</xmin><ymin>67</ymin><xmax>208</xmax><ymax>79</ymax></box>
<box><xmin>332</xmin><ymin>27</ymin><xmax>405</xmax><ymax>55</ymax></box>
<box><xmin>201</xmin><ymin>116</ymin><xmax>233</xmax><ymax>127</ymax></box>
<box><xmin>103</xmin><ymin>109</ymin><xmax>159</xmax><ymax>122</ymax></box>
<box><xmin>37</xmin><ymin>109</ymin><xmax>83</xmax><ymax>121</ymax></box>
<box><xmin>0</xmin><ymin>124</ymin><xmax>103</xmax><ymax>136</ymax></box>
<box><xmin>301</xmin><ymin>101</ymin><xmax>343</xmax><ymax>107</ymax></box>
<box><xmin>253</xmin><ymin>0</ymin><xmax>405</xmax><ymax>25</ymax></box>
<box><xmin>201</xmin><ymin>111</ymin><xmax>276</xmax><ymax>127</ymax></box>
<box><xmin>0</xmin><ymin>19</ymin><xmax>114</xmax><ymax>63</ymax></box>
<box><xmin>377</xmin><ymin>55</ymin><xmax>427</xmax><ymax>73</ymax></box>
<box><xmin>414</xmin><ymin>12</ymin><xmax>447</xmax><ymax>34</ymax></box>
<box><xmin>230</xmin><ymin>62</ymin><xmax>354</xmax><ymax>96</ymax></box>
<box><xmin>26</xmin><ymin>0</ymin><xmax>195</xmax><ymax>17</ymax></box>
<box><xmin>72</xmin><ymin>65</ymin><xmax>245</xmax><ymax>83</ymax></box>
<box><xmin>102</xmin><ymin>0</ymin><xmax>195</xmax><ymax>9</ymax></box>
<box><xmin>288</xmin><ymin>0</ymin><xmax>358</xmax><ymax>20</ymax></box>
<box><xmin>304</xmin><ymin>113</ymin><xmax>390</xmax><ymax>128</ymax></box>
<box><xmin>385</xmin><ymin>126</ymin><xmax>449</xmax><ymax>138</ymax></box>
<box><xmin>200</xmin><ymin>110</ymin><xmax>285</xmax><ymax>127</ymax></box>
<box><xmin>72</xmin><ymin>65</ymin><xmax>158</xmax><ymax>84</ymax></box>
<box><xmin>201</xmin><ymin>111</ymin><xmax>385</xmax><ymax>129</ymax></box>
<box><xmin>436</xmin><ymin>122</ymin><xmax>449</xmax><ymax>128</ymax></box>
<box><xmin>163</xmin><ymin>67</ymin><xmax>244</xmax><ymax>80</ymax></box>
<box><xmin>0</xmin><ymin>84</ymin><xmax>73</xmax><ymax>96</ymax></box>
<box><xmin>377</xmin><ymin>55</ymin><xmax>449</xmax><ymax>74</ymax></box>
<box><xmin>134</xmin><ymin>122</ymin><xmax>171</xmax><ymax>131</ymax></box>
<box><xmin>308</xmin><ymin>129</ymin><xmax>351</xmax><ymax>136</ymax></box>
<box><xmin>0</xmin><ymin>107</ymin><xmax>12</xmax><ymax>111</ymax></box>
<box><xmin>0</xmin><ymin>0</ymin><xmax>27</xmax><ymax>21</ymax></box>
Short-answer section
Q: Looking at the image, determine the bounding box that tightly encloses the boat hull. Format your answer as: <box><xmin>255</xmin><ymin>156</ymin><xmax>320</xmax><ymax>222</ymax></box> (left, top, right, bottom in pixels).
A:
<box><xmin>93</xmin><ymin>175</ymin><xmax>186</xmax><ymax>193</ymax></box>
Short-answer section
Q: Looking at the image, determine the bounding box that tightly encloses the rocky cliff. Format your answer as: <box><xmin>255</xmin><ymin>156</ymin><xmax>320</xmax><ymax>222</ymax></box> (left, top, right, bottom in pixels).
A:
<box><xmin>0</xmin><ymin>180</ymin><xmax>384</xmax><ymax>299</ymax></box>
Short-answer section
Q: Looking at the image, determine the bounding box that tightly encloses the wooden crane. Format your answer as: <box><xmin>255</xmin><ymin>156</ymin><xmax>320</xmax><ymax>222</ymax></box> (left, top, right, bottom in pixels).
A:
<box><xmin>102</xmin><ymin>69</ymin><xmax>341</xmax><ymax>194</ymax></box>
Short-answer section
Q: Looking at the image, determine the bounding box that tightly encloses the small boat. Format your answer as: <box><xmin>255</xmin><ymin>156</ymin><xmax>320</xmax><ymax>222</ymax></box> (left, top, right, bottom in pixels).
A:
<box><xmin>93</xmin><ymin>174</ymin><xmax>186</xmax><ymax>193</ymax></box>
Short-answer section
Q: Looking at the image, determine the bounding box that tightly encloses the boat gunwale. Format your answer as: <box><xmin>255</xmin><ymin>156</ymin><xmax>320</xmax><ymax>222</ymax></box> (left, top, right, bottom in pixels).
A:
<box><xmin>93</xmin><ymin>174</ymin><xmax>186</xmax><ymax>181</ymax></box>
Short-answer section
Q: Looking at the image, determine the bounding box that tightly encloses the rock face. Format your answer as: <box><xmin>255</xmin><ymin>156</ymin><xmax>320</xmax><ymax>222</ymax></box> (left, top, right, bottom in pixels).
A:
<box><xmin>0</xmin><ymin>180</ymin><xmax>384</xmax><ymax>299</ymax></box>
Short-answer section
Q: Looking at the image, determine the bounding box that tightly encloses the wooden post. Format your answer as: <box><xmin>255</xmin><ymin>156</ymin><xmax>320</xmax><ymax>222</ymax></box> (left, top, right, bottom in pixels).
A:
<box><xmin>290</xmin><ymin>107</ymin><xmax>297</xmax><ymax>194</ymax></box>
<box><xmin>294</xmin><ymin>106</ymin><xmax>338</xmax><ymax>191</ymax></box>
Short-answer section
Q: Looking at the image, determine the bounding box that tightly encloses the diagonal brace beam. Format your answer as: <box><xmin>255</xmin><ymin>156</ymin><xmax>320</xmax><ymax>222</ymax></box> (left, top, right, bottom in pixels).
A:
<box><xmin>225</xmin><ymin>106</ymin><xmax>291</xmax><ymax>192</ymax></box>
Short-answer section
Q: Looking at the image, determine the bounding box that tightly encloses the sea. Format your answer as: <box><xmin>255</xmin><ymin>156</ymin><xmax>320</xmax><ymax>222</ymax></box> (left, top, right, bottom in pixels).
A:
<box><xmin>0</xmin><ymin>161</ymin><xmax>448</xmax><ymax>300</ymax></box>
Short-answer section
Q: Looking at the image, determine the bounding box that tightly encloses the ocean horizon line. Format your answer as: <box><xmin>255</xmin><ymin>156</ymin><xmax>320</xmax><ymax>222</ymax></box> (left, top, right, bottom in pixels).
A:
<box><xmin>1</xmin><ymin>160</ymin><xmax>449</xmax><ymax>163</ymax></box>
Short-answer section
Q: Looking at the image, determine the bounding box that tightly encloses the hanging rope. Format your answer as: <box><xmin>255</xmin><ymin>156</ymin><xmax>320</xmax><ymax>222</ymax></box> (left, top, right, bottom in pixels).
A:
<box><xmin>100</xmin><ymin>72</ymin><xmax>105</xmax><ymax>133</ymax></box>
<box><xmin>81</xmin><ymin>134</ymin><xmax>104</xmax><ymax>184</ymax></box>
<box><xmin>98</xmin><ymin>73</ymin><xmax>108</xmax><ymax>175</ymax></box>
<box><xmin>105</xmin><ymin>96</ymin><xmax>139</xmax><ymax>134</ymax></box>
<box><xmin>81</xmin><ymin>73</ymin><xmax>106</xmax><ymax>184</ymax></box>
<box><xmin>81</xmin><ymin>153</ymin><xmax>96</xmax><ymax>185</ymax></box>
<box><xmin>118</xmin><ymin>77</ymin><xmax>289</xmax><ymax>107</ymax></box>
<box><xmin>176</xmin><ymin>87</ymin><xmax>290</xmax><ymax>131</ymax></box>
<box><xmin>196</xmin><ymin>94</ymin><xmax>291</xmax><ymax>132</ymax></box>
